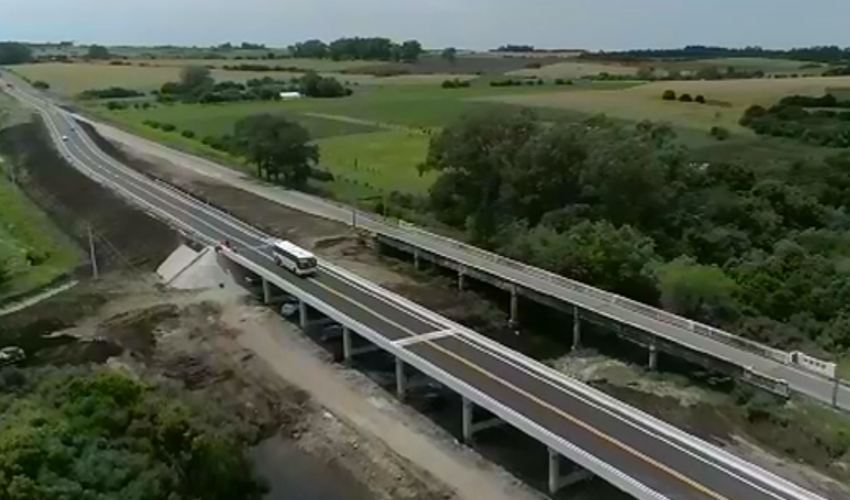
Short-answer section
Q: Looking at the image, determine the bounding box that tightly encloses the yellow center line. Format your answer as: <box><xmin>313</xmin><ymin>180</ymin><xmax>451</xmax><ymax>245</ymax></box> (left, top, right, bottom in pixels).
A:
<box><xmin>308</xmin><ymin>276</ymin><xmax>732</xmax><ymax>500</ymax></box>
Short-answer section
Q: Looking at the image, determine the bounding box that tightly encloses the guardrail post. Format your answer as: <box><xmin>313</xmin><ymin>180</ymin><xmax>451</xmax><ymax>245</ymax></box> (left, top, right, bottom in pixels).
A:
<box><xmin>342</xmin><ymin>326</ymin><xmax>352</xmax><ymax>365</ymax></box>
<box><xmin>572</xmin><ymin>306</ymin><xmax>581</xmax><ymax>351</ymax></box>
<box><xmin>509</xmin><ymin>285</ymin><xmax>519</xmax><ymax>326</ymax></box>
<box><xmin>262</xmin><ymin>277</ymin><xmax>271</xmax><ymax>305</ymax></box>
<box><xmin>461</xmin><ymin>396</ymin><xmax>473</xmax><ymax>442</ymax></box>
<box><xmin>298</xmin><ymin>300</ymin><xmax>308</xmax><ymax>330</ymax></box>
<box><xmin>648</xmin><ymin>343</ymin><xmax>658</xmax><ymax>371</ymax></box>
<box><xmin>395</xmin><ymin>356</ymin><xmax>407</xmax><ymax>400</ymax></box>
<box><xmin>548</xmin><ymin>447</ymin><xmax>561</xmax><ymax>494</ymax></box>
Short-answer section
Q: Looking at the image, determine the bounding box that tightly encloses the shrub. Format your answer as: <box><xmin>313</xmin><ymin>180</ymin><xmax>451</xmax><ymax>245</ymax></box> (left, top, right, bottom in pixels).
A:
<box><xmin>32</xmin><ymin>80</ymin><xmax>50</xmax><ymax>89</ymax></box>
<box><xmin>309</xmin><ymin>167</ymin><xmax>335</xmax><ymax>182</ymax></box>
<box><xmin>105</xmin><ymin>101</ymin><xmax>127</xmax><ymax>110</ymax></box>
<box><xmin>710</xmin><ymin>126</ymin><xmax>731</xmax><ymax>141</ymax></box>
<box><xmin>181</xmin><ymin>130</ymin><xmax>196</xmax><ymax>139</ymax></box>
<box><xmin>160</xmin><ymin>123</ymin><xmax>176</xmax><ymax>132</ymax></box>
<box><xmin>695</xmin><ymin>95</ymin><xmax>706</xmax><ymax>104</ymax></box>
<box><xmin>143</xmin><ymin>120</ymin><xmax>161</xmax><ymax>129</ymax></box>
<box><xmin>662</xmin><ymin>90</ymin><xmax>676</xmax><ymax>101</ymax></box>
<box><xmin>679</xmin><ymin>93</ymin><xmax>693</xmax><ymax>102</ymax></box>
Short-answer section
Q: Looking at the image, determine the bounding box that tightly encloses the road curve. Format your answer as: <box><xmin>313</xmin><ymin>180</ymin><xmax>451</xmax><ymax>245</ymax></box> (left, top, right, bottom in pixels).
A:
<box><xmin>2</xmin><ymin>81</ymin><xmax>833</xmax><ymax>500</ymax></box>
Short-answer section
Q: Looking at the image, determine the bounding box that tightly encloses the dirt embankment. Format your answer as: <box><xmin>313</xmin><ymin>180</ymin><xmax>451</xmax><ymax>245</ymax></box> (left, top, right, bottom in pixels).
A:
<box><xmin>0</xmin><ymin>120</ymin><xmax>179</xmax><ymax>272</ymax></box>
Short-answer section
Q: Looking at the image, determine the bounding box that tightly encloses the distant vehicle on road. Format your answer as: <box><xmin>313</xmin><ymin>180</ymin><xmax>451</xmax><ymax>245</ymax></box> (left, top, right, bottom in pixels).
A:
<box><xmin>61</xmin><ymin>135</ymin><xmax>68</xmax><ymax>142</ymax></box>
<box><xmin>269</xmin><ymin>239</ymin><xmax>318</xmax><ymax>277</ymax></box>
<box><xmin>0</xmin><ymin>346</ymin><xmax>25</xmax><ymax>367</ymax></box>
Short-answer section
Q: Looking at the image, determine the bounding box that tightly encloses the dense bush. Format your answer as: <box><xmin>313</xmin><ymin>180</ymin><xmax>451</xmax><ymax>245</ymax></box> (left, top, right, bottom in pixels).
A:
<box><xmin>695</xmin><ymin>94</ymin><xmax>706</xmax><ymax>104</ymax></box>
<box><xmin>662</xmin><ymin>90</ymin><xmax>676</xmax><ymax>101</ymax></box>
<box><xmin>420</xmin><ymin>108</ymin><xmax>850</xmax><ymax>355</ymax></box>
<box><xmin>679</xmin><ymin>93</ymin><xmax>694</xmax><ymax>102</ymax></box>
<box><xmin>710</xmin><ymin>125</ymin><xmax>731</xmax><ymax>141</ymax></box>
<box><xmin>31</xmin><ymin>80</ymin><xmax>50</xmax><ymax>90</ymax></box>
<box><xmin>160</xmin><ymin>123</ymin><xmax>177</xmax><ymax>132</ymax></box>
<box><xmin>181</xmin><ymin>129</ymin><xmax>196</xmax><ymax>139</ymax></box>
<box><xmin>441</xmin><ymin>79</ymin><xmax>471</xmax><ymax>89</ymax></box>
<box><xmin>0</xmin><ymin>366</ymin><xmax>266</xmax><ymax>500</ymax></box>
<box><xmin>79</xmin><ymin>86</ymin><xmax>145</xmax><ymax>99</ymax></box>
<box><xmin>740</xmin><ymin>94</ymin><xmax>850</xmax><ymax>147</ymax></box>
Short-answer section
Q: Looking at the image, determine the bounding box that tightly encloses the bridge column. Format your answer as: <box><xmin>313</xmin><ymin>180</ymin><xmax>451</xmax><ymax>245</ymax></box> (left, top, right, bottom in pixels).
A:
<box><xmin>458</xmin><ymin>268</ymin><xmax>466</xmax><ymax>291</ymax></box>
<box><xmin>342</xmin><ymin>327</ymin><xmax>353</xmax><ymax>364</ymax></box>
<box><xmin>509</xmin><ymin>285</ymin><xmax>519</xmax><ymax>326</ymax></box>
<box><xmin>262</xmin><ymin>277</ymin><xmax>272</xmax><ymax>305</ymax></box>
<box><xmin>572</xmin><ymin>306</ymin><xmax>581</xmax><ymax>351</ymax></box>
<box><xmin>413</xmin><ymin>249</ymin><xmax>421</xmax><ymax>270</ymax></box>
<box><xmin>395</xmin><ymin>357</ymin><xmax>407</xmax><ymax>400</ymax></box>
<box><xmin>648</xmin><ymin>343</ymin><xmax>658</xmax><ymax>371</ymax></box>
<box><xmin>548</xmin><ymin>447</ymin><xmax>561</xmax><ymax>494</ymax></box>
<box><xmin>298</xmin><ymin>300</ymin><xmax>308</xmax><ymax>330</ymax></box>
<box><xmin>461</xmin><ymin>396</ymin><xmax>473</xmax><ymax>442</ymax></box>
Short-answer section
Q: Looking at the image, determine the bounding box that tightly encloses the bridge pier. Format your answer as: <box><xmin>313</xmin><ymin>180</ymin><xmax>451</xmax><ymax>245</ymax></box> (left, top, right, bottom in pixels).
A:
<box><xmin>458</xmin><ymin>269</ymin><xmax>465</xmax><ymax>291</ymax></box>
<box><xmin>395</xmin><ymin>357</ymin><xmax>407</xmax><ymax>400</ymax></box>
<box><xmin>298</xmin><ymin>300</ymin><xmax>308</xmax><ymax>330</ymax></box>
<box><xmin>342</xmin><ymin>326</ymin><xmax>353</xmax><ymax>364</ymax></box>
<box><xmin>461</xmin><ymin>397</ymin><xmax>504</xmax><ymax>442</ymax></box>
<box><xmin>262</xmin><ymin>277</ymin><xmax>272</xmax><ymax>304</ymax></box>
<box><xmin>509</xmin><ymin>285</ymin><xmax>519</xmax><ymax>326</ymax></box>
<box><xmin>413</xmin><ymin>249</ymin><xmax>421</xmax><ymax>270</ymax></box>
<box><xmin>648</xmin><ymin>343</ymin><xmax>658</xmax><ymax>371</ymax></box>
<box><xmin>548</xmin><ymin>447</ymin><xmax>592</xmax><ymax>494</ymax></box>
<box><xmin>572</xmin><ymin>306</ymin><xmax>581</xmax><ymax>351</ymax></box>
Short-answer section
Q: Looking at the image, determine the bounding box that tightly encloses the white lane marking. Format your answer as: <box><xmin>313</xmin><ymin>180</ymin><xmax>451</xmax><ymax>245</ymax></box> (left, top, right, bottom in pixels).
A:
<box><xmin>14</xmin><ymin>90</ymin><xmax>821</xmax><ymax>500</ymax></box>
<box><xmin>394</xmin><ymin>329</ymin><xmax>456</xmax><ymax>347</ymax></box>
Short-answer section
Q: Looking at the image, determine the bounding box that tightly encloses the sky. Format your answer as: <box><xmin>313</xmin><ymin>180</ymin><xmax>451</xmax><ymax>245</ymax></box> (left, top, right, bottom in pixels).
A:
<box><xmin>1</xmin><ymin>0</ymin><xmax>849</xmax><ymax>51</ymax></box>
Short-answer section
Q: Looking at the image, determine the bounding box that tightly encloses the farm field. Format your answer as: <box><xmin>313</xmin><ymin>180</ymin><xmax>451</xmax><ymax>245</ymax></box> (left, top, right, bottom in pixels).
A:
<box><xmin>508</xmin><ymin>60</ymin><xmax>637</xmax><ymax>78</ymax></box>
<box><xmin>140</xmin><ymin>57</ymin><xmax>381</xmax><ymax>72</ymax></box>
<box><xmin>484</xmin><ymin>76</ymin><xmax>850</xmax><ymax>133</ymax></box>
<box><xmin>657</xmin><ymin>57</ymin><xmax>826</xmax><ymax>75</ymax></box>
<box><xmin>10</xmin><ymin>62</ymin><xmax>479</xmax><ymax>96</ymax></box>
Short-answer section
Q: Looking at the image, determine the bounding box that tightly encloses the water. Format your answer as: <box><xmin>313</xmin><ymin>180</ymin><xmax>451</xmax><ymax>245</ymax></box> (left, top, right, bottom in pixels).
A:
<box><xmin>252</xmin><ymin>436</ymin><xmax>375</xmax><ymax>500</ymax></box>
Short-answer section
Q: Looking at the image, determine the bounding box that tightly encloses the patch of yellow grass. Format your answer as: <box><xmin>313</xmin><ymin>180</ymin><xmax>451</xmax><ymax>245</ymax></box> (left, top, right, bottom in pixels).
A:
<box><xmin>509</xmin><ymin>61</ymin><xmax>636</xmax><ymax>79</ymax></box>
<box><xmin>483</xmin><ymin>76</ymin><xmax>850</xmax><ymax>132</ymax></box>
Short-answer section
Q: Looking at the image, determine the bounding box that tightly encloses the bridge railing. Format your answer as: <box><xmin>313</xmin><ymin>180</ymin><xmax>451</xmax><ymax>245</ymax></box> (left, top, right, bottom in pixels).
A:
<box><xmin>353</xmin><ymin>211</ymin><xmax>835</xmax><ymax>379</ymax></box>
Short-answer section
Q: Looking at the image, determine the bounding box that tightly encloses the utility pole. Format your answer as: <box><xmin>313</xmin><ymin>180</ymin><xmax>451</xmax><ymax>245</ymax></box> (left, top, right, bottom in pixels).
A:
<box><xmin>87</xmin><ymin>224</ymin><xmax>99</xmax><ymax>279</ymax></box>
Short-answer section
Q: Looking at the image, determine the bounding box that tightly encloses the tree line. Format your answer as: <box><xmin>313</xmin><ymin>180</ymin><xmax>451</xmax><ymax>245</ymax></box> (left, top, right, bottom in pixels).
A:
<box><xmin>579</xmin><ymin>45</ymin><xmax>850</xmax><ymax>64</ymax></box>
<box><xmin>290</xmin><ymin>37</ymin><xmax>424</xmax><ymax>63</ymax></box>
<box><xmin>0</xmin><ymin>366</ymin><xmax>266</xmax><ymax>500</ymax></box>
<box><xmin>740</xmin><ymin>94</ymin><xmax>850</xmax><ymax>148</ymax></box>
<box><xmin>419</xmin><ymin>108</ymin><xmax>850</xmax><ymax>356</ymax></box>
<box><xmin>150</xmin><ymin>66</ymin><xmax>350</xmax><ymax>104</ymax></box>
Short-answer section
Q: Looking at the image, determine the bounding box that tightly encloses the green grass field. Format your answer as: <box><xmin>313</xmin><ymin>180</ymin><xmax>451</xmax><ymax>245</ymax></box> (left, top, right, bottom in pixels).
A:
<box><xmin>0</xmin><ymin>161</ymin><xmax>82</xmax><ymax>302</ymax></box>
<box><xmin>318</xmin><ymin>130</ymin><xmax>434</xmax><ymax>199</ymax></box>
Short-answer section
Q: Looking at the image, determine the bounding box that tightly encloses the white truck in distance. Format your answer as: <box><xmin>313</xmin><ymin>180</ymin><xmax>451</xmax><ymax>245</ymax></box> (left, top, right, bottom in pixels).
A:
<box><xmin>269</xmin><ymin>239</ymin><xmax>318</xmax><ymax>277</ymax></box>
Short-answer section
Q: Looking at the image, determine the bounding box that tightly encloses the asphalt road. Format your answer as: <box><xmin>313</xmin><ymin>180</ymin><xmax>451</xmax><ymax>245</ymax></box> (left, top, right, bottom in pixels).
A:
<box><xmin>3</xmin><ymin>82</ymin><xmax>828</xmax><ymax>500</ymax></box>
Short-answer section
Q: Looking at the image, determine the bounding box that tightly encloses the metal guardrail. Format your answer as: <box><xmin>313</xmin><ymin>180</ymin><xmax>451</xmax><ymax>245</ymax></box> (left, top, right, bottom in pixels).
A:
<box><xmin>742</xmin><ymin>368</ymin><xmax>792</xmax><ymax>399</ymax></box>
<box><xmin>352</xmin><ymin>213</ymin><xmax>833</xmax><ymax>379</ymax></box>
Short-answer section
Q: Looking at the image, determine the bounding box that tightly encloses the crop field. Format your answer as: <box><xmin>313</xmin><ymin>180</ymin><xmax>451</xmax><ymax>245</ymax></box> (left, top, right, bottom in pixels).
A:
<box><xmin>10</xmin><ymin>62</ymin><xmax>479</xmax><ymax>96</ymax></box>
<box><xmin>485</xmin><ymin>76</ymin><xmax>850</xmax><ymax>133</ymax></box>
<box><xmin>508</xmin><ymin>60</ymin><xmax>637</xmax><ymax>78</ymax></box>
<box><xmin>11</xmin><ymin>63</ymin><xmax>307</xmax><ymax>96</ymax></box>
<box><xmin>350</xmin><ymin>54</ymin><xmax>567</xmax><ymax>76</ymax></box>
<box><xmin>143</xmin><ymin>57</ymin><xmax>379</xmax><ymax>72</ymax></box>
<box><xmin>657</xmin><ymin>57</ymin><xmax>826</xmax><ymax>75</ymax></box>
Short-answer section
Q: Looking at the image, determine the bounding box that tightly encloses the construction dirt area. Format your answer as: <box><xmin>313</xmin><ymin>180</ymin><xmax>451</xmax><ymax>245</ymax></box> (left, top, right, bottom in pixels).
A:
<box><xmin>2</xmin><ymin>116</ymin><xmax>850</xmax><ymax>500</ymax></box>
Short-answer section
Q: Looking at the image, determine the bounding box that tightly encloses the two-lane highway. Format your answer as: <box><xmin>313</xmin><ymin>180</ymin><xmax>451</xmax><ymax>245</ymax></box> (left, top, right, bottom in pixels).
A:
<box><xmin>3</xmin><ymin>82</ymin><xmax>831</xmax><ymax>500</ymax></box>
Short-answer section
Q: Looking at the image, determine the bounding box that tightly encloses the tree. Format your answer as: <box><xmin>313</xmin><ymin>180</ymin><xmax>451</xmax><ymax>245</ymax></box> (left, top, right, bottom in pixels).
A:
<box><xmin>178</xmin><ymin>65</ymin><xmax>214</xmax><ymax>97</ymax></box>
<box><xmin>31</xmin><ymin>80</ymin><xmax>49</xmax><ymax>90</ymax></box>
<box><xmin>0</xmin><ymin>42</ymin><xmax>32</xmax><ymax>65</ymax></box>
<box><xmin>233</xmin><ymin>114</ymin><xmax>318</xmax><ymax>187</ymax></box>
<box><xmin>710</xmin><ymin>126</ymin><xmax>730</xmax><ymax>141</ymax></box>
<box><xmin>695</xmin><ymin>94</ymin><xmax>706</xmax><ymax>104</ymax></box>
<box><xmin>662</xmin><ymin>90</ymin><xmax>676</xmax><ymax>101</ymax></box>
<box><xmin>441</xmin><ymin>47</ymin><xmax>458</xmax><ymax>64</ymax></box>
<box><xmin>86</xmin><ymin>44</ymin><xmax>110</xmax><ymax>59</ymax></box>
<box><xmin>291</xmin><ymin>39</ymin><xmax>328</xmax><ymax>59</ymax></box>
<box><xmin>398</xmin><ymin>40</ymin><xmax>423</xmax><ymax>63</ymax></box>
<box><xmin>655</xmin><ymin>256</ymin><xmax>741</xmax><ymax>326</ymax></box>
<box><xmin>498</xmin><ymin>220</ymin><xmax>660</xmax><ymax>302</ymax></box>
<box><xmin>679</xmin><ymin>93</ymin><xmax>693</xmax><ymax>102</ymax></box>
